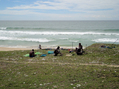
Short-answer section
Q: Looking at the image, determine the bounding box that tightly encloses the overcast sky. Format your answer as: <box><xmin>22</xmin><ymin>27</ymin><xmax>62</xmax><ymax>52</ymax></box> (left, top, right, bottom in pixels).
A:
<box><xmin>0</xmin><ymin>0</ymin><xmax>119</xmax><ymax>20</ymax></box>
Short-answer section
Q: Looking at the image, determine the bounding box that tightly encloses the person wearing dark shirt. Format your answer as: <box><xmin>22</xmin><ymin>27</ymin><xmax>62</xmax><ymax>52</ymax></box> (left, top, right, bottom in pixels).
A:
<box><xmin>29</xmin><ymin>49</ymin><xmax>36</xmax><ymax>57</ymax></box>
<box><xmin>76</xmin><ymin>43</ymin><xmax>83</xmax><ymax>55</ymax></box>
<box><xmin>54</xmin><ymin>46</ymin><xmax>62</xmax><ymax>56</ymax></box>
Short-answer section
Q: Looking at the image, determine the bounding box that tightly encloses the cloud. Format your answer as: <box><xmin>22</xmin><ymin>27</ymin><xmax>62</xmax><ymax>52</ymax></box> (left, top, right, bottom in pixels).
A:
<box><xmin>1</xmin><ymin>0</ymin><xmax>119</xmax><ymax>20</ymax></box>
<box><xmin>7</xmin><ymin>0</ymin><xmax>119</xmax><ymax>11</ymax></box>
<box><xmin>7</xmin><ymin>1</ymin><xmax>68</xmax><ymax>10</ymax></box>
<box><xmin>0</xmin><ymin>9</ymin><xmax>118</xmax><ymax>20</ymax></box>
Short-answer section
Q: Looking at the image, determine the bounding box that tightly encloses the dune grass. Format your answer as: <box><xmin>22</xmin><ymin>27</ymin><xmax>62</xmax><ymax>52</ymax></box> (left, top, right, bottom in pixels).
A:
<box><xmin>0</xmin><ymin>43</ymin><xmax>119</xmax><ymax>89</ymax></box>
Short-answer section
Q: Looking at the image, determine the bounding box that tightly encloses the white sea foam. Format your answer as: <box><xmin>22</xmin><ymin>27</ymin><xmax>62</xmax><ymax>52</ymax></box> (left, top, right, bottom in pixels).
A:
<box><xmin>0</xmin><ymin>27</ymin><xmax>7</xmax><ymax>30</ymax></box>
<box><xmin>0</xmin><ymin>30</ymin><xmax>119</xmax><ymax>36</ymax></box>
<box><xmin>0</xmin><ymin>37</ymin><xmax>51</xmax><ymax>42</ymax></box>
<box><xmin>59</xmin><ymin>38</ymin><xmax>69</xmax><ymax>40</ymax></box>
<box><xmin>69</xmin><ymin>40</ymin><xmax>78</xmax><ymax>42</ymax></box>
<box><xmin>92</xmin><ymin>38</ymin><xmax>119</xmax><ymax>43</ymax></box>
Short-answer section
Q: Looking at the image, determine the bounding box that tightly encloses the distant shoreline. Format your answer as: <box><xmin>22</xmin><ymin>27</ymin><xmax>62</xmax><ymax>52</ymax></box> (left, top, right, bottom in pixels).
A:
<box><xmin>0</xmin><ymin>46</ymin><xmax>86</xmax><ymax>51</ymax></box>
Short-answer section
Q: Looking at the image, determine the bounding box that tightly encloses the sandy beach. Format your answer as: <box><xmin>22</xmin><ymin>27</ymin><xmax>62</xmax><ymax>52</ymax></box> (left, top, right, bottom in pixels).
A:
<box><xmin>0</xmin><ymin>47</ymin><xmax>76</xmax><ymax>51</ymax></box>
<box><xmin>0</xmin><ymin>47</ymin><xmax>31</xmax><ymax>51</ymax></box>
<box><xmin>0</xmin><ymin>46</ymin><xmax>86</xmax><ymax>51</ymax></box>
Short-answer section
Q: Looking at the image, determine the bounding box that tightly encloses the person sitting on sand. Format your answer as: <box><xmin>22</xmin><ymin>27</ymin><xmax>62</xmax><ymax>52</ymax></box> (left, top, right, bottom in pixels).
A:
<box><xmin>76</xmin><ymin>43</ymin><xmax>83</xmax><ymax>55</ymax></box>
<box><xmin>54</xmin><ymin>46</ymin><xmax>62</xmax><ymax>56</ymax></box>
<box><xmin>29</xmin><ymin>49</ymin><xmax>36</xmax><ymax>57</ymax></box>
<box><xmin>39</xmin><ymin>44</ymin><xmax>41</xmax><ymax>49</ymax></box>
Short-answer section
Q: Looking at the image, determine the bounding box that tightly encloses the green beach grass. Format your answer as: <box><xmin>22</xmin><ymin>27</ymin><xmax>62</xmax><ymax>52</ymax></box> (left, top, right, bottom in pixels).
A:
<box><xmin>0</xmin><ymin>43</ymin><xmax>119</xmax><ymax>89</ymax></box>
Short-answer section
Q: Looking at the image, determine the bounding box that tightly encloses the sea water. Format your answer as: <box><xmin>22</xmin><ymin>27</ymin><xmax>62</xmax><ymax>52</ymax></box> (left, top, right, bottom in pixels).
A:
<box><xmin>0</xmin><ymin>20</ymin><xmax>119</xmax><ymax>48</ymax></box>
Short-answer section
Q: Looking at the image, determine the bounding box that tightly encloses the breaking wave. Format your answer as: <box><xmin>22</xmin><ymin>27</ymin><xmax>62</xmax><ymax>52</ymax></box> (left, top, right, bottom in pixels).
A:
<box><xmin>0</xmin><ymin>30</ymin><xmax>119</xmax><ymax>36</ymax></box>
<box><xmin>0</xmin><ymin>27</ymin><xmax>7</xmax><ymax>30</ymax></box>
<box><xmin>0</xmin><ymin>37</ymin><xmax>52</xmax><ymax>43</ymax></box>
<box><xmin>92</xmin><ymin>38</ymin><xmax>119</xmax><ymax>43</ymax></box>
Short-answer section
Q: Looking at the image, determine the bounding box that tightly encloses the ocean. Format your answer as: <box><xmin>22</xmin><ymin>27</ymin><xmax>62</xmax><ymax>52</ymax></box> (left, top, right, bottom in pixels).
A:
<box><xmin>0</xmin><ymin>20</ymin><xmax>119</xmax><ymax>49</ymax></box>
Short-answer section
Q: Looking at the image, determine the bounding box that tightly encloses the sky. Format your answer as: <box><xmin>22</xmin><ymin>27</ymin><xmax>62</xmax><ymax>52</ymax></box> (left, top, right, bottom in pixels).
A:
<box><xmin>0</xmin><ymin>0</ymin><xmax>119</xmax><ymax>20</ymax></box>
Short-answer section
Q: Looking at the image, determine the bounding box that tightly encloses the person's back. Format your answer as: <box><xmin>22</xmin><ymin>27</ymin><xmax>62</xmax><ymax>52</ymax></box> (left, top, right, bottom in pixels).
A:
<box><xmin>29</xmin><ymin>49</ymin><xmax>35</xmax><ymax>57</ymax></box>
<box><xmin>54</xmin><ymin>49</ymin><xmax>58</xmax><ymax>56</ymax></box>
<box><xmin>76</xmin><ymin>43</ymin><xmax>83</xmax><ymax>55</ymax></box>
<box><xmin>76</xmin><ymin>48</ymin><xmax>82</xmax><ymax>55</ymax></box>
<box><xmin>54</xmin><ymin>46</ymin><xmax>62</xmax><ymax>56</ymax></box>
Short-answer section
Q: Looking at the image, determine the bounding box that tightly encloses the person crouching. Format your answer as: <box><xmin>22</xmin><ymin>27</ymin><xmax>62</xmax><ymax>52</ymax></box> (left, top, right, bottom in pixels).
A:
<box><xmin>29</xmin><ymin>49</ymin><xmax>36</xmax><ymax>57</ymax></box>
<box><xmin>54</xmin><ymin>46</ymin><xmax>62</xmax><ymax>56</ymax></box>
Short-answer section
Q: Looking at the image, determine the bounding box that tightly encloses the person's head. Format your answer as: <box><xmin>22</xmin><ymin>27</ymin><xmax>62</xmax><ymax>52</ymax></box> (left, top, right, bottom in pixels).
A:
<box><xmin>57</xmin><ymin>46</ymin><xmax>60</xmax><ymax>49</ymax></box>
<box><xmin>79</xmin><ymin>43</ymin><xmax>82</xmax><ymax>48</ymax></box>
<box><xmin>79</xmin><ymin>43</ymin><xmax>81</xmax><ymax>46</ymax></box>
<box><xmin>32</xmin><ymin>49</ymin><xmax>34</xmax><ymax>51</ymax></box>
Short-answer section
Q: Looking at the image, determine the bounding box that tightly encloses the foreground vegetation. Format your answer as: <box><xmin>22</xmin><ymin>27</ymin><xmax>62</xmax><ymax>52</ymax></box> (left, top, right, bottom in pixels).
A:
<box><xmin>0</xmin><ymin>43</ymin><xmax>119</xmax><ymax>89</ymax></box>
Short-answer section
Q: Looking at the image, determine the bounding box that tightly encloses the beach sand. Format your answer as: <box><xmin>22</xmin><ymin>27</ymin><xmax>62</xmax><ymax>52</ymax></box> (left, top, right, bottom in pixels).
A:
<box><xmin>0</xmin><ymin>47</ymin><xmax>31</xmax><ymax>51</ymax></box>
<box><xmin>0</xmin><ymin>46</ymin><xmax>85</xmax><ymax>51</ymax></box>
